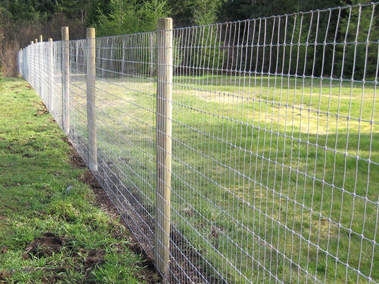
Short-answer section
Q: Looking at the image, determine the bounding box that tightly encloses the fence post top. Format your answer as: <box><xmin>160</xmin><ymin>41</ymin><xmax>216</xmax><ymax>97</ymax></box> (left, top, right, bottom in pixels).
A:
<box><xmin>86</xmin><ymin>27</ymin><xmax>96</xmax><ymax>38</ymax></box>
<box><xmin>48</xmin><ymin>38</ymin><xmax>53</xmax><ymax>42</ymax></box>
<box><xmin>39</xmin><ymin>35</ymin><xmax>43</xmax><ymax>42</ymax></box>
<box><xmin>61</xmin><ymin>26</ymin><xmax>69</xmax><ymax>41</ymax></box>
<box><xmin>157</xmin><ymin>18</ymin><xmax>173</xmax><ymax>30</ymax></box>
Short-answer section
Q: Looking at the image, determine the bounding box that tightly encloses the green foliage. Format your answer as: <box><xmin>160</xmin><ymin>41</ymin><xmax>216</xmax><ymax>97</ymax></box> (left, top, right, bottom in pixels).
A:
<box><xmin>0</xmin><ymin>5</ymin><xmax>10</xmax><ymax>24</ymax></box>
<box><xmin>177</xmin><ymin>0</ymin><xmax>224</xmax><ymax>76</ymax></box>
<box><xmin>335</xmin><ymin>3</ymin><xmax>379</xmax><ymax>80</ymax></box>
<box><xmin>86</xmin><ymin>0</ymin><xmax>112</xmax><ymax>25</ymax></box>
<box><xmin>95</xmin><ymin>0</ymin><xmax>170</xmax><ymax>36</ymax></box>
<box><xmin>193</xmin><ymin>0</ymin><xmax>222</xmax><ymax>26</ymax></box>
<box><xmin>91</xmin><ymin>243</ymin><xmax>148</xmax><ymax>283</ymax></box>
<box><xmin>95</xmin><ymin>0</ymin><xmax>137</xmax><ymax>36</ymax></box>
<box><xmin>138</xmin><ymin>0</ymin><xmax>171</xmax><ymax>31</ymax></box>
<box><xmin>165</xmin><ymin>0</ymin><xmax>197</xmax><ymax>26</ymax></box>
<box><xmin>4</xmin><ymin>0</ymin><xmax>39</xmax><ymax>21</ymax></box>
<box><xmin>219</xmin><ymin>0</ymin><xmax>342</xmax><ymax>21</ymax></box>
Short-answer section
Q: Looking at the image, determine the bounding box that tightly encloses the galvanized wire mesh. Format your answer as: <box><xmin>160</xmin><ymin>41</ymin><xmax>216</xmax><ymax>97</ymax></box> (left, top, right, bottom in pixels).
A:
<box><xmin>18</xmin><ymin>2</ymin><xmax>379</xmax><ymax>283</ymax></box>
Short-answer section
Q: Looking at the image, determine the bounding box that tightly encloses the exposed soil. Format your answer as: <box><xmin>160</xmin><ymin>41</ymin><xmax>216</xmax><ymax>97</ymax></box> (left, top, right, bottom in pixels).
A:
<box><xmin>23</xmin><ymin>232</ymin><xmax>64</xmax><ymax>259</ymax></box>
<box><xmin>0</xmin><ymin>272</ymin><xmax>12</xmax><ymax>284</ymax></box>
<box><xmin>34</xmin><ymin>101</ymin><xmax>49</xmax><ymax>116</ymax></box>
<box><xmin>67</xmin><ymin>141</ymin><xmax>161</xmax><ymax>283</ymax></box>
<box><xmin>20</xmin><ymin>232</ymin><xmax>110</xmax><ymax>284</ymax></box>
<box><xmin>66</xmin><ymin>138</ymin><xmax>87</xmax><ymax>169</ymax></box>
<box><xmin>0</xmin><ymin>246</ymin><xmax>7</xmax><ymax>255</ymax></box>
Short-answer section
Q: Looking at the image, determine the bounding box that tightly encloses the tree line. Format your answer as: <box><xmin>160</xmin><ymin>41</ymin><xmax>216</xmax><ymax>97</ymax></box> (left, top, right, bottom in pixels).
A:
<box><xmin>0</xmin><ymin>0</ymin><xmax>376</xmax><ymax>77</ymax></box>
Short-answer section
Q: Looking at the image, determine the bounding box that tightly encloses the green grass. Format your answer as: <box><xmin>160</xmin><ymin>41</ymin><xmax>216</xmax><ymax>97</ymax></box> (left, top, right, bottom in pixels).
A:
<box><xmin>67</xmin><ymin>73</ymin><xmax>379</xmax><ymax>283</ymax></box>
<box><xmin>0</xmin><ymin>77</ymin><xmax>156</xmax><ymax>283</ymax></box>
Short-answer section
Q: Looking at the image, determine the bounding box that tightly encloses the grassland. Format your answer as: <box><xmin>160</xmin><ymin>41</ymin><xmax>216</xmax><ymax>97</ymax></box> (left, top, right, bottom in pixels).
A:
<box><xmin>67</xmin><ymin>73</ymin><xmax>379</xmax><ymax>283</ymax></box>
<box><xmin>0</xmin><ymin>77</ymin><xmax>157</xmax><ymax>283</ymax></box>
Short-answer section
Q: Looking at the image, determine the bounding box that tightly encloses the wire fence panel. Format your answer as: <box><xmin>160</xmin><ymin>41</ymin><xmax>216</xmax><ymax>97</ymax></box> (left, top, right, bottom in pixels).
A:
<box><xmin>18</xmin><ymin>2</ymin><xmax>379</xmax><ymax>283</ymax></box>
<box><xmin>93</xmin><ymin>32</ymin><xmax>158</xmax><ymax>260</ymax></box>
<box><xmin>69</xmin><ymin>39</ymin><xmax>89</xmax><ymax>166</ymax></box>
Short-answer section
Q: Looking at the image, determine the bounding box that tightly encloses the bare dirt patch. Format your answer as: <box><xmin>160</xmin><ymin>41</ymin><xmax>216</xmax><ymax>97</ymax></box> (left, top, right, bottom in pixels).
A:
<box><xmin>23</xmin><ymin>233</ymin><xmax>64</xmax><ymax>259</ymax></box>
<box><xmin>21</xmin><ymin>233</ymin><xmax>111</xmax><ymax>283</ymax></box>
<box><xmin>84</xmin><ymin>248</ymin><xmax>106</xmax><ymax>268</ymax></box>
<box><xmin>1</xmin><ymin>246</ymin><xmax>7</xmax><ymax>254</ymax></box>
<box><xmin>65</xmin><ymin>138</ymin><xmax>87</xmax><ymax>169</ymax></box>
<box><xmin>34</xmin><ymin>102</ymin><xmax>49</xmax><ymax>116</ymax></box>
<box><xmin>0</xmin><ymin>271</ymin><xmax>12</xmax><ymax>283</ymax></box>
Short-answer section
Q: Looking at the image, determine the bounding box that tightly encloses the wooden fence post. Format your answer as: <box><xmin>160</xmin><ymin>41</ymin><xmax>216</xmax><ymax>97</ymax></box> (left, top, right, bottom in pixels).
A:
<box><xmin>150</xmin><ymin>33</ymin><xmax>155</xmax><ymax>77</ymax></box>
<box><xmin>62</xmin><ymin>27</ymin><xmax>70</xmax><ymax>135</ymax></box>
<box><xmin>121</xmin><ymin>38</ymin><xmax>125</xmax><ymax>74</ymax></box>
<box><xmin>29</xmin><ymin>41</ymin><xmax>33</xmax><ymax>85</ymax></box>
<box><xmin>18</xmin><ymin>49</ymin><xmax>22</xmax><ymax>77</ymax></box>
<box><xmin>48</xmin><ymin>38</ymin><xmax>54</xmax><ymax>112</ymax></box>
<box><xmin>155</xmin><ymin>17</ymin><xmax>173</xmax><ymax>282</ymax></box>
<box><xmin>39</xmin><ymin>35</ymin><xmax>43</xmax><ymax>100</ymax></box>
<box><xmin>86</xmin><ymin>27</ymin><xmax>98</xmax><ymax>171</ymax></box>
<box><xmin>33</xmin><ymin>40</ymin><xmax>37</xmax><ymax>89</ymax></box>
<box><xmin>21</xmin><ymin>49</ymin><xmax>25</xmax><ymax>78</ymax></box>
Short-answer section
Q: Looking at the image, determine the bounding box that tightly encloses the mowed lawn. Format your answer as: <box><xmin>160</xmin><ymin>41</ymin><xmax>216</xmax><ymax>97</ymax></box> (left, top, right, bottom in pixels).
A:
<box><xmin>68</xmin><ymin>73</ymin><xmax>379</xmax><ymax>283</ymax></box>
<box><xmin>0</xmin><ymin>77</ymin><xmax>158</xmax><ymax>283</ymax></box>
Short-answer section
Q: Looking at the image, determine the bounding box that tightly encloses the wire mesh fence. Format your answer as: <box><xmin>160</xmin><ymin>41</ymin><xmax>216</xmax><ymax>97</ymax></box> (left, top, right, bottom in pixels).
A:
<box><xmin>18</xmin><ymin>2</ymin><xmax>379</xmax><ymax>283</ymax></box>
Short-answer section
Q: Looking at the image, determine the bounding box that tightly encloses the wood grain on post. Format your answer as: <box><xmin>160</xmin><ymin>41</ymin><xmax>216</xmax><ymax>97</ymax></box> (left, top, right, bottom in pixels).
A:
<box><xmin>48</xmin><ymin>38</ymin><xmax>53</xmax><ymax>112</ymax></box>
<box><xmin>155</xmin><ymin>17</ymin><xmax>173</xmax><ymax>282</ymax></box>
<box><xmin>86</xmin><ymin>28</ymin><xmax>98</xmax><ymax>171</ymax></box>
<box><xmin>62</xmin><ymin>27</ymin><xmax>70</xmax><ymax>135</ymax></box>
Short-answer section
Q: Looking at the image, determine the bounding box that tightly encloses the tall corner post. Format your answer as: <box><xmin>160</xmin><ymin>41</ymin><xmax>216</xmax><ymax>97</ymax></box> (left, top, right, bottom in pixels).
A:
<box><xmin>86</xmin><ymin>27</ymin><xmax>98</xmax><ymax>172</ymax></box>
<box><xmin>62</xmin><ymin>27</ymin><xmax>70</xmax><ymax>135</ymax></box>
<box><xmin>155</xmin><ymin>17</ymin><xmax>173</xmax><ymax>282</ymax></box>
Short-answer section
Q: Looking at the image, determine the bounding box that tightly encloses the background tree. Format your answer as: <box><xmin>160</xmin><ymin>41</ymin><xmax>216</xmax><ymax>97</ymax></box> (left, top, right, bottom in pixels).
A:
<box><xmin>193</xmin><ymin>0</ymin><xmax>222</xmax><ymax>26</ymax></box>
<box><xmin>95</xmin><ymin>0</ymin><xmax>169</xmax><ymax>36</ymax></box>
<box><xmin>0</xmin><ymin>0</ymin><xmax>376</xmax><ymax>77</ymax></box>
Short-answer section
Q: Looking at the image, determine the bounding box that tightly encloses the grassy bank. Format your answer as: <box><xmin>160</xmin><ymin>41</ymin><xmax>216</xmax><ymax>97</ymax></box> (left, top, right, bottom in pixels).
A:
<box><xmin>0</xmin><ymin>77</ymin><xmax>157</xmax><ymax>283</ymax></box>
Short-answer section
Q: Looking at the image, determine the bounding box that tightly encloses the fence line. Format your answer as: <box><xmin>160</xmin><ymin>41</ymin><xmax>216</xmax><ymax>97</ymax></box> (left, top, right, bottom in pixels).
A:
<box><xmin>18</xmin><ymin>3</ymin><xmax>379</xmax><ymax>283</ymax></box>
